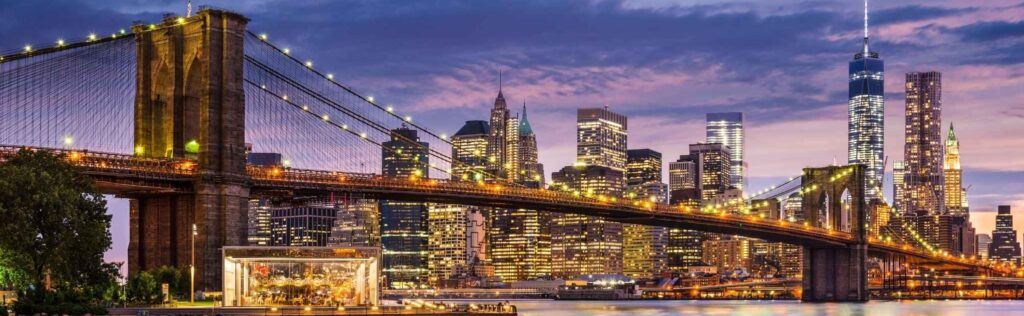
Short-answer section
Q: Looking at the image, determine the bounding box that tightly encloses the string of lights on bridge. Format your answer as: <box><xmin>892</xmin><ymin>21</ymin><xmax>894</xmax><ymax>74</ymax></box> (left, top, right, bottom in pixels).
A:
<box><xmin>246</xmin><ymin>30</ymin><xmax>540</xmax><ymax>188</ymax></box>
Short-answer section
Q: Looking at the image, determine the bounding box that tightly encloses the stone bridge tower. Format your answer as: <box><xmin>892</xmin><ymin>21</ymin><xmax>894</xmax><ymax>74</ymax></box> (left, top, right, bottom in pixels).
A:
<box><xmin>800</xmin><ymin>164</ymin><xmax>869</xmax><ymax>302</ymax></box>
<box><xmin>128</xmin><ymin>9</ymin><xmax>250</xmax><ymax>290</ymax></box>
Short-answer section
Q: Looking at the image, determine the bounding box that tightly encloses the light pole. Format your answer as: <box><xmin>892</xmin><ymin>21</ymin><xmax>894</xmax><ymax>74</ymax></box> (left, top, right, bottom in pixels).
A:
<box><xmin>191</xmin><ymin>223</ymin><xmax>197</xmax><ymax>304</ymax></box>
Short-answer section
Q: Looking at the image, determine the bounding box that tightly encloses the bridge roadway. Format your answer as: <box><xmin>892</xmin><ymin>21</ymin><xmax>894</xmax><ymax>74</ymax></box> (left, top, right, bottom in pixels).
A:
<box><xmin>0</xmin><ymin>146</ymin><xmax>1008</xmax><ymax>274</ymax></box>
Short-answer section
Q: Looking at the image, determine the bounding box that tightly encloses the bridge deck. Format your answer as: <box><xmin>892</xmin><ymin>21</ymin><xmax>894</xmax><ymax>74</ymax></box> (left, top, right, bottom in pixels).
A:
<box><xmin>0</xmin><ymin>146</ymin><xmax>1008</xmax><ymax>273</ymax></box>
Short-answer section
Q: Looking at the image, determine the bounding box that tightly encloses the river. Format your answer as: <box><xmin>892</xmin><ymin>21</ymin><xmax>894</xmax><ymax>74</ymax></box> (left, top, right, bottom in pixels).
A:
<box><xmin>446</xmin><ymin>299</ymin><xmax>1024</xmax><ymax>315</ymax></box>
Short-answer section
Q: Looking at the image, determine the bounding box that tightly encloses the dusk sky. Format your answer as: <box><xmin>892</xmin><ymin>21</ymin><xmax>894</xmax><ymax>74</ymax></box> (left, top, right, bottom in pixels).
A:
<box><xmin>2</xmin><ymin>0</ymin><xmax>1023</xmax><ymax>266</ymax></box>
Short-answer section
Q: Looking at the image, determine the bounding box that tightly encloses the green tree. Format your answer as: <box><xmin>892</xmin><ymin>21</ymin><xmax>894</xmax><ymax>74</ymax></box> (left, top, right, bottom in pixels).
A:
<box><xmin>0</xmin><ymin>149</ymin><xmax>113</xmax><ymax>290</ymax></box>
<box><xmin>150</xmin><ymin>266</ymin><xmax>189</xmax><ymax>299</ymax></box>
<box><xmin>125</xmin><ymin>271</ymin><xmax>161</xmax><ymax>305</ymax></box>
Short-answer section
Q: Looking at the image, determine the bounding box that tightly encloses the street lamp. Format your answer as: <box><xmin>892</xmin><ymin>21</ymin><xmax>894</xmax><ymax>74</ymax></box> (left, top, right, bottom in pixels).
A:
<box><xmin>191</xmin><ymin>223</ymin><xmax>197</xmax><ymax>304</ymax></box>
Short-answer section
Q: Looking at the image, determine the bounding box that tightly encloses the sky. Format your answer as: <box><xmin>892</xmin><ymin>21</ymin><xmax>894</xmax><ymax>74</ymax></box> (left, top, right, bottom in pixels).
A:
<box><xmin>2</xmin><ymin>0</ymin><xmax>1024</xmax><ymax>266</ymax></box>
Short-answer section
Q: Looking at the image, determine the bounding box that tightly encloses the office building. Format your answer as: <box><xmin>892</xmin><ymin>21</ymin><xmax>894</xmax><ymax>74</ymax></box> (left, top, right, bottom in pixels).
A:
<box><xmin>487</xmin><ymin>86</ymin><xmax>511</xmax><ymax>178</ymax></box>
<box><xmin>247</xmin><ymin>199</ymin><xmax>272</xmax><ymax>246</ymax></box>
<box><xmin>380</xmin><ymin>127</ymin><xmax>430</xmax><ymax>289</ymax></box>
<box><xmin>750</xmin><ymin>240</ymin><xmax>802</xmax><ymax>278</ymax></box>
<box><xmin>269</xmin><ymin>202</ymin><xmax>335</xmax><ymax>247</ymax></box>
<box><xmin>893</xmin><ymin>160</ymin><xmax>907</xmax><ymax>213</ymax></box>
<box><xmin>489</xmin><ymin>209</ymin><xmax>551</xmax><ymax>282</ymax></box>
<box><xmin>902</xmin><ymin>71</ymin><xmax>944</xmax><ymax>216</ymax></box>
<box><xmin>516</xmin><ymin>104</ymin><xmax>545</xmax><ymax>186</ymax></box>
<box><xmin>427</xmin><ymin>204</ymin><xmax>470</xmax><ymax>287</ymax></box>
<box><xmin>330</xmin><ymin>195</ymin><xmax>380</xmax><ymax>248</ymax></box>
<box><xmin>989</xmin><ymin>205</ymin><xmax>1022</xmax><ymax>265</ymax></box>
<box><xmin>451</xmin><ymin>120</ymin><xmax>491</xmax><ymax>182</ymax></box>
<box><xmin>548</xmin><ymin>107</ymin><xmax>628</xmax><ymax>278</ymax></box>
<box><xmin>479</xmin><ymin>100</ymin><xmax>551</xmax><ymax>283</ymax></box>
<box><xmin>550</xmin><ymin>165</ymin><xmax>625</xmax><ymax>278</ymax></box>
<box><xmin>944</xmin><ymin>124</ymin><xmax>966</xmax><ymax>216</ymax></box>
<box><xmin>702</xmin><ymin>238</ymin><xmax>750</xmax><ymax>272</ymax></box>
<box><xmin>706</xmin><ymin>112</ymin><xmax>746</xmax><ymax>190</ymax></box>
<box><xmin>677</xmin><ymin>143</ymin><xmax>732</xmax><ymax>201</ymax></box>
<box><xmin>623</xmin><ymin>149</ymin><xmax>668</xmax><ymax>279</ymax></box>
<box><xmin>848</xmin><ymin>4</ymin><xmax>885</xmax><ymax>199</ymax></box>
<box><xmin>977</xmin><ymin>234</ymin><xmax>991</xmax><ymax>259</ymax></box>
<box><xmin>626</xmin><ymin>149</ymin><xmax>662</xmax><ymax>186</ymax></box>
<box><xmin>576</xmin><ymin>107</ymin><xmax>628</xmax><ymax>170</ymax></box>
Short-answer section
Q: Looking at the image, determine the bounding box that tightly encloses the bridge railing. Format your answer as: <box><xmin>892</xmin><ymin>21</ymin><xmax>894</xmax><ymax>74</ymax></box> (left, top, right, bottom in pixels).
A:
<box><xmin>0</xmin><ymin>145</ymin><xmax>196</xmax><ymax>180</ymax></box>
<box><xmin>250</xmin><ymin>165</ymin><xmax>855</xmax><ymax>240</ymax></box>
<box><xmin>0</xmin><ymin>145</ymin><xmax>1006</xmax><ymax>273</ymax></box>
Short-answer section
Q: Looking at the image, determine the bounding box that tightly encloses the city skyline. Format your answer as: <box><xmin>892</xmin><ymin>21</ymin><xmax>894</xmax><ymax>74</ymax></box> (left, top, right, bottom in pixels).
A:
<box><xmin>2</xmin><ymin>0</ymin><xmax>1024</xmax><ymax>267</ymax></box>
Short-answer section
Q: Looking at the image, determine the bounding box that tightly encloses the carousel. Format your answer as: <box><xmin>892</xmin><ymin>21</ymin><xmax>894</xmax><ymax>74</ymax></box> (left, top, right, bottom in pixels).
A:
<box><xmin>222</xmin><ymin>247</ymin><xmax>379</xmax><ymax>307</ymax></box>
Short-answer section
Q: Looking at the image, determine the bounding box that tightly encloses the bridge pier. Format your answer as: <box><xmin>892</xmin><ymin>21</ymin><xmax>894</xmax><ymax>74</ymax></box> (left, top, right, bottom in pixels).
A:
<box><xmin>799</xmin><ymin>165</ymin><xmax>869</xmax><ymax>302</ymax></box>
<box><xmin>802</xmin><ymin>245</ymin><xmax>869</xmax><ymax>302</ymax></box>
<box><xmin>127</xmin><ymin>9</ymin><xmax>250</xmax><ymax>291</ymax></box>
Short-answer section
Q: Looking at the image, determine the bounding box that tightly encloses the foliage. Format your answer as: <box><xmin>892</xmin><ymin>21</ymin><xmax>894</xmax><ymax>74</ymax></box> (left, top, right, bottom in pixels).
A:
<box><xmin>125</xmin><ymin>271</ymin><xmax>162</xmax><ymax>305</ymax></box>
<box><xmin>148</xmin><ymin>266</ymin><xmax>192</xmax><ymax>299</ymax></box>
<box><xmin>0</xmin><ymin>149</ymin><xmax>113</xmax><ymax>291</ymax></box>
<box><xmin>12</xmin><ymin>286</ymin><xmax>108</xmax><ymax>315</ymax></box>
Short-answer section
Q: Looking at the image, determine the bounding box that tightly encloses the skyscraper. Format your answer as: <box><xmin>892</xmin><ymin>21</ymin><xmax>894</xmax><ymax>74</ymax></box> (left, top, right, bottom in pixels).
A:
<box><xmin>549</xmin><ymin>106</ymin><xmax>628</xmax><ymax>278</ymax></box>
<box><xmin>516</xmin><ymin>104</ymin><xmax>545</xmax><ymax>186</ymax></box>
<box><xmin>892</xmin><ymin>160</ymin><xmax>907</xmax><ymax>212</ymax></box>
<box><xmin>451</xmin><ymin>120</ymin><xmax>490</xmax><ymax>182</ymax></box>
<box><xmin>330</xmin><ymin>195</ymin><xmax>380</xmax><ymax>248</ymax></box>
<box><xmin>626</xmin><ymin>149</ymin><xmax>662</xmax><ymax>186</ymax></box>
<box><xmin>623</xmin><ymin>149</ymin><xmax>668</xmax><ymax>279</ymax></box>
<box><xmin>427</xmin><ymin>204</ymin><xmax>470</xmax><ymax>287</ymax></box>
<box><xmin>664</xmin><ymin>144</ymin><xmax>731</xmax><ymax>272</ymax></box>
<box><xmin>944</xmin><ymin>124</ymin><xmax>965</xmax><ymax>216</ymax></box>
<box><xmin>269</xmin><ymin>202</ymin><xmax>336</xmax><ymax>247</ymax></box>
<box><xmin>247</xmin><ymin>199</ymin><xmax>272</xmax><ymax>246</ymax></box>
<box><xmin>380</xmin><ymin>126</ymin><xmax>430</xmax><ymax>289</ymax></box>
<box><xmin>487</xmin><ymin>86</ymin><xmax>510</xmax><ymax>178</ymax></box>
<box><xmin>976</xmin><ymin>234</ymin><xmax>991</xmax><ymax>259</ymax></box>
<box><xmin>477</xmin><ymin>101</ymin><xmax>552</xmax><ymax>283</ymax></box>
<box><xmin>989</xmin><ymin>206</ymin><xmax>1022</xmax><ymax>265</ymax></box>
<box><xmin>903</xmin><ymin>71</ymin><xmax>944</xmax><ymax>216</ymax></box>
<box><xmin>488</xmin><ymin>208</ymin><xmax>551</xmax><ymax>282</ymax></box>
<box><xmin>550</xmin><ymin>165</ymin><xmax>625</xmax><ymax>278</ymax></box>
<box><xmin>576</xmin><ymin>107</ymin><xmax>628</xmax><ymax>170</ymax></box>
<box><xmin>706</xmin><ymin>112</ymin><xmax>745</xmax><ymax>190</ymax></box>
<box><xmin>682</xmin><ymin>143</ymin><xmax>732</xmax><ymax>201</ymax></box>
<box><xmin>848</xmin><ymin>0</ymin><xmax>885</xmax><ymax>199</ymax></box>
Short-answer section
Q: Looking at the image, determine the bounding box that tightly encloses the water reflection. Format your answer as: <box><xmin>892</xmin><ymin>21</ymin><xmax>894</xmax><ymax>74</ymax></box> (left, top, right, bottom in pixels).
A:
<box><xmin>444</xmin><ymin>300</ymin><xmax>1024</xmax><ymax>316</ymax></box>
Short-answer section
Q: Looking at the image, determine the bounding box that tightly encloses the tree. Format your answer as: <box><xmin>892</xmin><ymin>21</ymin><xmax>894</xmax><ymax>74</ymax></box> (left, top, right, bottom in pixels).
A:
<box><xmin>0</xmin><ymin>149</ymin><xmax>113</xmax><ymax>290</ymax></box>
<box><xmin>125</xmin><ymin>271</ymin><xmax>161</xmax><ymax>305</ymax></box>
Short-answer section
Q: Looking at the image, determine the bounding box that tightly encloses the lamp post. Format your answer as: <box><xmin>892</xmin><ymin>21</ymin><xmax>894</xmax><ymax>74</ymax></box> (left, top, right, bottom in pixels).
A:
<box><xmin>191</xmin><ymin>223</ymin><xmax>197</xmax><ymax>304</ymax></box>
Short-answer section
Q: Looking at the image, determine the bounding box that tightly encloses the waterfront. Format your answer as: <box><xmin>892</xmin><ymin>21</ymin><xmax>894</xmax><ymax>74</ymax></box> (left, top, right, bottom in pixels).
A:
<box><xmin>453</xmin><ymin>300</ymin><xmax>1024</xmax><ymax>315</ymax></box>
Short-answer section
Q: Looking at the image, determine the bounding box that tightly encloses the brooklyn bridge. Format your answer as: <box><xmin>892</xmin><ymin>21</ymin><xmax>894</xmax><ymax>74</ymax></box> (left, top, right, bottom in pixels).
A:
<box><xmin>0</xmin><ymin>8</ymin><xmax>1011</xmax><ymax>302</ymax></box>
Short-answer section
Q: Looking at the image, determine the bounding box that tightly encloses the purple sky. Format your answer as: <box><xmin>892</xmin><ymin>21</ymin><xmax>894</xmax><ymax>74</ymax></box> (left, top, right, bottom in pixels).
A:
<box><xmin>2</xmin><ymin>0</ymin><xmax>1024</xmax><ymax>267</ymax></box>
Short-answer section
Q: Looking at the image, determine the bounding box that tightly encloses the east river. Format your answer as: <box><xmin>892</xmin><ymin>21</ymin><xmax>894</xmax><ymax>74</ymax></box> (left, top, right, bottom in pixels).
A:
<box><xmin>445</xmin><ymin>299</ymin><xmax>1024</xmax><ymax>315</ymax></box>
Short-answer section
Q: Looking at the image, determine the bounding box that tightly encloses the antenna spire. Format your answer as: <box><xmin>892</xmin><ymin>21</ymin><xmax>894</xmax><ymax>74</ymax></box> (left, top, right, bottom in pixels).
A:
<box><xmin>498</xmin><ymin>68</ymin><xmax>503</xmax><ymax>93</ymax></box>
<box><xmin>187</xmin><ymin>0</ymin><xmax>193</xmax><ymax>17</ymax></box>
<box><xmin>863</xmin><ymin>0</ymin><xmax>870</xmax><ymax>55</ymax></box>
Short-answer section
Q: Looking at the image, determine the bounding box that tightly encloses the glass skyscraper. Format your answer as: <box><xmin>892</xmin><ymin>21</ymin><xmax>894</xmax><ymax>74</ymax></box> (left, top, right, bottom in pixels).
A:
<box><xmin>706</xmin><ymin>112</ymin><xmax>745</xmax><ymax>190</ymax></box>
<box><xmin>380</xmin><ymin>127</ymin><xmax>430</xmax><ymax>289</ymax></box>
<box><xmin>848</xmin><ymin>5</ymin><xmax>885</xmax><ymax>199</ymax></box>
<box><xmin>576</xmin><ymin>107</ymin><xmax>628</xmax><ymax>171</ymax></box>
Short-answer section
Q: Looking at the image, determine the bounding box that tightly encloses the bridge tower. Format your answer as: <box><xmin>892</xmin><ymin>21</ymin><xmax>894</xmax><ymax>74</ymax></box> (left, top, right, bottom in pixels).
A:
<box><xmin>127</xmin><ymin>9</ymin><xmax>250</xmax><ymax>290</ymax></box>
<box><xmin>800</xmin><ymin>165</ymin><xmax>869</xmax><ymax>302</ymax></box>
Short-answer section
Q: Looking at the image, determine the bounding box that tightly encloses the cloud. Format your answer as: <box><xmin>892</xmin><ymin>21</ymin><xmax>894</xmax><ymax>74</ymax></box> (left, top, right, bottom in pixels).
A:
<box><xmin>952</xmin><ymin>20</ymin><xmax>1024</xmax><ymax>42</ymax></box>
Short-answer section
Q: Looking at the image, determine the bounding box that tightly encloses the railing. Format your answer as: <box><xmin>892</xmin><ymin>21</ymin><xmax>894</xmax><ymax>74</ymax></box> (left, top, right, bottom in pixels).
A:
<box><xmin>250</xmin><ymin>165</ymin><xmax>853</xmax><ymax>241</ymax></box>
<box><xmin>0</xmin><ymin>145</ymin><xmax>1007</xmax><ymax>273</ymax></box>
<box><xmin>0</xmin><ymin>145</ymin><xmax>195</xmax><ymax>180</ymax></box>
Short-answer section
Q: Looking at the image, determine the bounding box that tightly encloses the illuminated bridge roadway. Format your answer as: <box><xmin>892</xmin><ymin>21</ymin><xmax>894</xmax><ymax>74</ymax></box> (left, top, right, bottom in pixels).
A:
<box><xmin>0</xmin><ymin>145</ymin><xmax>1007</xmax><ymax>276</ymax></box>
